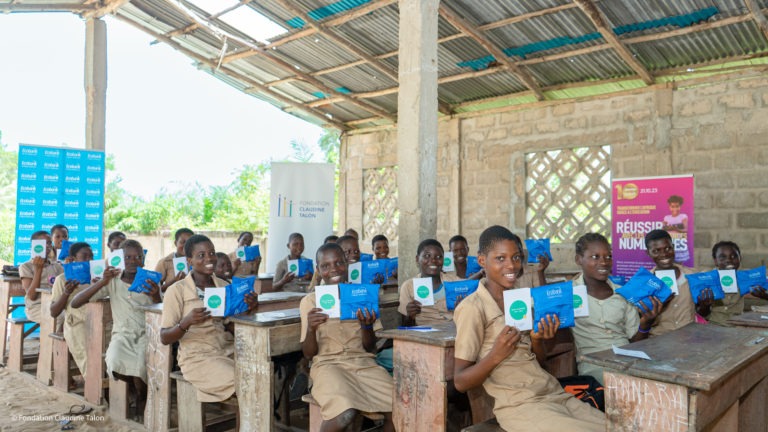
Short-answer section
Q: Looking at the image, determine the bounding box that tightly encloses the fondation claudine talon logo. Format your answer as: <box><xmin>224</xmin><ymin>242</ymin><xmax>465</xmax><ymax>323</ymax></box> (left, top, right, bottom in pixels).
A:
<box><xmin>277</xmin><ymin>194</ymin><xmax>293</xmax><ymax>218</ymax></box>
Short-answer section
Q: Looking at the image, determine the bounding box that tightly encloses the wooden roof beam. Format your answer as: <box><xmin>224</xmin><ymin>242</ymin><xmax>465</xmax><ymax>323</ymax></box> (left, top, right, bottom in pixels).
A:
<box><xmin>573</xmin><ymin>0</ymin><xmax>654</xmax><ymax>85</ymax></box>
<box><xmin>154</xmin><ymin>0</ymin><xmax>251</xmax><ymax>42</ymax></box>
<box><xmin>82</xmin><ymin>0</ymin><xmax>132</xmax><ymax>18</ymax></box>
<box><xmin>0</xmin><ymin>3</ymin><xmax>95</xmax><ymax>13</ymax></box>
<box><xmin>745</xmin><ymin>0</ymin><xmax>768</xmax><ymax>41</ymax></box>
<box><xmin>438</xmin><ymin>3</ymin><xmax>545</xmax><ymax>101</ymax></box>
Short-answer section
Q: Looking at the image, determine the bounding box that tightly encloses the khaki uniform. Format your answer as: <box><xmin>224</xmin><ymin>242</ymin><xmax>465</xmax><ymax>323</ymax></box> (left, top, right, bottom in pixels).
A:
<box><xmin>228</xmin><ymin>251</ymin><xmax>260</xmax><ymax>278</ymax></box>
<box><xmin>19</xmin><ymin>259</ymin><xmax>63</xmax><ymax>323</ymax></box>
<box><xmin>570</xmin><ymin>274</ymin><xmax>639</xmax><ymax>384</ymax></box>
<box><xmin>454</xmin><ymin>281</ymin><xmax>605</xmax><ymax>431</ymax></box>
<box><xmin>90</xmin><ymin>276</ymin><xmax>157</xmax><ymax>381</ymax></box>
<box><xmin>155</xmin><ymin>252</ymin><xmax>185</xmax><ymax>285</ymax></box>
<box><xmin>161</xmin><ymin>274</ymin><xmax>235</xmax><ymax>402</ymax></box>
<box><xmin>708</xmin><ymin>267</ymin><xmax>745</xmax><ymax>326</ymax></box>
<box><xmin>274</xmin><ymin>255</ymin><xmax>310</xmax><ymax>293</ymax></box>
<box><xmin>51</xmin><ymin>274</ymin><xmax>89</xmax><ymax>375</ymax></box>
<box><xmin>299</xmin><ymin>292</ymin><xmax>393</xmax><ymax>420</ymax></box>
<box><xmin>650</xmin><ymin>264</ymin><xmax>696</xmax><ymax>336</ymax></box>
<box><xmin>398</xmin><ymin>273</ymin><xmax>461</xmax><ymax>326</ymax></box>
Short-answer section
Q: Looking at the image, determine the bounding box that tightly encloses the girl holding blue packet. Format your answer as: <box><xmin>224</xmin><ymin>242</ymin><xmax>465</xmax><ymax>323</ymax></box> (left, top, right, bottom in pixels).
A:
<box><xmin>229</xmin><ymin>231</ymin><xmax>261</xmax><ymax>278</ymax></box>
<box><xmin>154</xmin><ymin>228</ymin><xmax>193</xmax><ymax>291</ymax></box>
<box><xmin>160</xmin><ymin>235</ymin><xmax>257</xmax><ymax>427</ymax></box>
<box><xmin>300</xmin><ymin>243</ymin><xmax>394</xmax><ymax>432</ymax></box>
<box><xmin>706</xmin><ymin>242</ymin><xmax>750</xmax><ymax>326</ymax></box>
<box><xmin>570</xmin><ymin>234</ymin><xmax>660</xmax><ymax>384</ymax></box>
<box><xmin>20</xmin><ymin>230</ymin><xmax>63</xmax><ymax>324</ymax></box>
<box><xmin>447</xmin><ymin>235</ymin><xmax>483</xmax><ymax>280</ymax></box>
<box><xmin>274</xmin><ymin>232</ymin><xmax>314</xmax><ymax>292</ymax></box>
<box><xmin>71</xmin><ymin>239</ymin><xmax>161</xmax><ymax>417</ymax></box>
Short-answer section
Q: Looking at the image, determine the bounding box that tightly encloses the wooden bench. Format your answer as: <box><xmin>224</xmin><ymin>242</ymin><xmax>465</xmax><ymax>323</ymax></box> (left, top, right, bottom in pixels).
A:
<box><xmin>1</xmin><ymin>276</ymin><xmax>25</xmax><ymax>365</ymax></box>
<box><xmin>301</xmin><ymin>394</ymin><xmax>384</xmax><ymax>432</ymax></box>
<box><xmin>6</xmin><ymin>317</ymin><xmax>39</xmax><ymax>372</ymax></box>
<box><xmin>50</xmin><ymin>332</ymin><xmax>73</xmax><ymax>392</ymax></box>
<box><xmin>170</xmin><ymin>371</ymin><xmax>236</xmax><ymax>432</ymax></box>
<box><xmin>461</xmin><ymin>418</ymin><xmax>502</xmax><ymax>432</ymax></box>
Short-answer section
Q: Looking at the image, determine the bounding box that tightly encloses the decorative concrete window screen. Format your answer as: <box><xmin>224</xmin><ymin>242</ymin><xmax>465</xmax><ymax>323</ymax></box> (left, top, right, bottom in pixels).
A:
<box><xmin>525</xmin><ymin>146</ymin><xmax>611</xmax><ymax>242</ymax></box>
<box><xmin>363</xmin><ymin>166</ymin><xmax>399</xmax><ymax>242</ymax></box>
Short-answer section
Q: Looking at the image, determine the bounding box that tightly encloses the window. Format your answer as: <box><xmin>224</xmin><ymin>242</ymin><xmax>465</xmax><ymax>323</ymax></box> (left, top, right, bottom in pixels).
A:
<box><xmin>363</xmin><ymin>166</ymin><xmax>398</xmax><ymax>242</ymax></box>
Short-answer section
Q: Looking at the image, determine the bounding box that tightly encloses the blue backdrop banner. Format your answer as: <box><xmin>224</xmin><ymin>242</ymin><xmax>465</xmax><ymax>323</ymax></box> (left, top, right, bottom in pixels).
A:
<box><xmin>14</xmin><ymin>144</ymin><xmax>105</xmax><ymax>264</ymax></box>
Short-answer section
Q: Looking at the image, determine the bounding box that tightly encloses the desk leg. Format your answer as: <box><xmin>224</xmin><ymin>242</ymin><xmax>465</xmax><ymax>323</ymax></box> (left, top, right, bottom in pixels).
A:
<box><xmin>604</xmin><ymin>372</ymin><xmax>689</xmax><ymax>431</ymax></box>
<box><xmin>392</xmin><ymin>340</ymin><xmax>453</xmax><ymax>431</ymax></box>
<box><xmin>1</xmin><ymin>282</ymin><xmax>10</xmax><ymax>364</ymax></box>
<box><xmin>235</xmin><ymin>325</ymin><xmax>274</xmax><ymax>432</ymax></box>
<box><xmin>36</xmin><ymin>292</ymin><xmax>54</xmax><ymax>385</ymax></box>
<box><xmin>144</xmin><ymin>312</ymin><xmax>172</xmax><ymax>432</ymax></box>
<box><xmin>84</xmin><ymin>302</ymin><xmax>111</xmax><ymax>405</ymax></box>
<box><xmin>738</xmin><ymin>375</ymin><xmax>768</xmax><ymax>431</ymax></box>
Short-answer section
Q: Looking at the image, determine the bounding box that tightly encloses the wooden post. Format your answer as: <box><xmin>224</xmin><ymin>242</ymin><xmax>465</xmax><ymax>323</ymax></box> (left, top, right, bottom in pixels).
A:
<box><xmin>397</xmin><ymin>0</ymin><xmax>439</xmax><ymax>280</ymax></box>
<box><xmin>109</xmin><ymin>377</ymin><xmax>130</xmax><ymax>420</ymax></box>
<box><xmin>144</xmin><ymin>308</ymin><xmax>173</xmax><ymax>432</ymax></box>
<box><xmin>85</xmin><ymin>18</ymin><xmax>107</xmax><ymax>151</ymax></box>
<box><xmin>84</xmin><ymin>299</ymin><xmax>111</xmax><ymax>405</ymax></box>
<box><xmin>36</xmin><ymin>289</ymin><xmax>54</xmax><ymax>385</ymax></box>
<box><xmin>52</xmin><ymin>335</ymin><xmax>71</xmax><ymax>392</ymax></box>
<box><xmin>0</xmin><ymin>280</ymin><xmax>11</xmax><ymax>365</ymax></box>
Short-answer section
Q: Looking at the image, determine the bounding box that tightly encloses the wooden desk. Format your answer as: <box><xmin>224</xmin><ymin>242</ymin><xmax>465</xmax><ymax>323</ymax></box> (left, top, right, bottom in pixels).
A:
<box><xmin>231</xmin><ymin>308</ymin><xmax>303</xmax><ymax>431</ymax></box>
<box><xmin>257</xmin><ymin>274</ymin><xmax>274</xmax><ymax>293</ymax></box>
<box><xmin>256</xmin><ymin>291</ymin><xmax>305</xmax><ymax>312</ymax></box>
<box><xmin>84</xmin><ymin>298</ymin><xmax>112</xmax><ymax>405</ymax></box>
<box><xmin>727</xmin><ymin>311</ymin><xmax>768</xmax><ymax>329</ymax></box>
<box><xmin>1</xmin><ymin>276</ymin><xmax>24</xmax><ymax>364</ymax></box>
<box><xmin>581</xmin><ymin>323</ymin><xmax>768</xmax><ymax>431</ymax></box>
<box><xmin>378</xmin><ymin>323</ymin><xmax>457</xmax><ymax>431</ymax></box>
<box><xmin>139</xmin><ymin>303</ymin><xmax>173</xmax><ymax>431</ymax></box>
<box><xmin>36</xmin><ymin>288</ymin><xmax>54</xmax><ymax>385</ymax></box>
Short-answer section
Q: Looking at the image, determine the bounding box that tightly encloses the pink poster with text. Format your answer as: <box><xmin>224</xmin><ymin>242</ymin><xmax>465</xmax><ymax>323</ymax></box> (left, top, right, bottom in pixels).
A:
<box><xmin>612</xmin><ymin>175</ymin><xmax>694</xmax><ymax>278</ymax></box>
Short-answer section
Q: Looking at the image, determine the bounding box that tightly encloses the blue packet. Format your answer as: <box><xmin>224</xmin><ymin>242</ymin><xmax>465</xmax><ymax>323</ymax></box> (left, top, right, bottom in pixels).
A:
<box><xmin>685</xmin><ymin>270</ymin><xmax>725</xmax><ymax>304</ymax></box>
<box><xmin>339</xmin><ymin>283</ymin><xmax>380</xmax><ymax>320</ymax></box>
<box><xmin>466</xmin><ymin>256</ymin><xmax>482</xmax><ymax>275</ymax></box>
<box><xmin>288</xmin><ymin>258</ymin><xmax>314</xmax><ymax>277</ymax></box>
<box><xmin>224</xmin><ymin>279</ymin><xmax>254</xmax><ymax>317</ymax></box>
<box><xmin>616</xmin><ymin>267</ymin><xmax>672</xmax><ymax>310</ymax></box>
<box><xmin>445</xmin><ymin>279</ymin><xmax>480</xmax><ymax>311</ymax></box>
<box><xmin>384</xmin><ymin>258</ymin><xmax>398</xmax><ymax>279</ymax></box>
<box><xmin>58</xmin><ymin>240</ymin><xmax>74</xmax><ymax>261</ymax></box>
<box><xmin>128</xmin><ymin>267</ymin><xmax>163</xmax><ymax>294</ymax></box>
<box><xmin>360</xmin><ymin>253</ymin><xmax>374</xmax><ymax>262</ymax></box>
<box><xmin>64</xmin><ymin>261</ymin><xmax>91</xmax><ymax>285</ymax></box>
<box><xmin>608</xmin><ymin>275</ymin><xmax>627</xmax><ymax>287</ymax></box>
<box><xmin>736</xmin><ymin>266</ymin><xmax>767</xmax><ymax>296</ymax></box>
<box><xmin>244</xmin><ymin>245</ymin><xmax>261</xmax><ymax>262</ymax></box>
<box><xmin>232</xmin><ymin>275</ymin><xmax>256</xmax><ymax>292</ymax></box>
<box><xmin>525</xmin><ymin>238</ymin><xmax>554</xmax><ymax>264</ymax></box>
<box><xmin>531</xmin><ymin>281</ymin><xmax>574</xmax><ymax>331</ymax></box>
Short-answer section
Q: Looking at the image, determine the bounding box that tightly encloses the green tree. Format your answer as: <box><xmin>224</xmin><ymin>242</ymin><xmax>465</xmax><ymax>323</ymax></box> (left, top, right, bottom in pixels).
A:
<box><xmin>0</xmin><ymin>132</ymin><xmax>17</xmax><ymax>262</ymax></box>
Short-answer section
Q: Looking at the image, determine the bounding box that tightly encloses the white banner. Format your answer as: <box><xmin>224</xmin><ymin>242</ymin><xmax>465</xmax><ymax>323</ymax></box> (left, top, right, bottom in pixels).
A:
<box><xmin>266</xmin><ymin>162</ymin><xmax>335</xmax><ymax>273</ymax></box>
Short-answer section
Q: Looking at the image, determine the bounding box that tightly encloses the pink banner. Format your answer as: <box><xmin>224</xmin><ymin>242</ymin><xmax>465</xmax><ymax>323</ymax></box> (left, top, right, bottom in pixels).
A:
<box><xmin>612</xmin><ymin>175</ymin><xmax>694</xmax><ymax>278</ymax></box>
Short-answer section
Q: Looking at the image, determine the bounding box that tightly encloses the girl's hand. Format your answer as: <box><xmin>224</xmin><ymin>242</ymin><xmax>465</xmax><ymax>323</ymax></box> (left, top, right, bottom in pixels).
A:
<box><xmin>180</xmin><ymin>307</ymin><xmax>211</xmax><ymax>330</ymax></box>
<box><xmin>750</xmin><ymin>285</ymin><xmax>768</xmax><ymax>301</ymax></box>
<box><xmin>245</xmin><ymin>291</ymin><xmax>259</xmax><ymax>312</ymax></box>
<box><xmin>406</xmin><ymin>300</ymin><xmax>422</xmax><ymax>320</ymax></box>
<box><xmin>142</xmin><ymin>279</ymin><xmax>162</xmax><ymax>302</ymax></box>
<box><xmin>63</xmin><ymin>256</ymin><xmax>75</xmax><ymax>264</ymax></box>
<box><xmin>489</xmin><ymin>325</ymin><xmax>520</xmax><ymax>363</ymax></box>
<box><xmin>356</xmin><ymin>307</ymin><xmax>377</xmax><ymax>326</ymax></box>
<box><xmin>63</xmin><ymin>280</ymin><xmax>79</xmax><ymax>295</ymax></box>
<box><xmin>302</xmin><ymin>271</ymin><xmax>313</xmax><ymax>281</ymax></box>
<box><xmin>697</xmin><ymin>288</ymin><xmax>715</xmax><ymax>308</ymax></box>
<box><xmin>32</xmin><ymin>256</ymin><xmax>45</xmax><ymax>271</ymax></box>
<box><xmin>531</xmin><ymin>314</ymin><xmax>559</xmax><ymax>341</ymax></box>
<box><xmin>279</xmin><ymin>272</ymin><xmax>296</xmax><ymax>285</ymax></box>
<box><xmin>535</xmin><ymin>254</ymin><xmax>550</xmax><ymax>273</ymax></box>
<box><xmin>307</xmin><ymin>308</ymin><xmax>329</xmax><ymax>332</ymax></box>
<box><xmin>102</xmin><ymin>267</ymin><xmax>121</xmax><ymax>282</ymax></box>
<box><xmin>637</xmin><ymin>296</ymin><xmax>662</xmax><ymax>328</ymax></box>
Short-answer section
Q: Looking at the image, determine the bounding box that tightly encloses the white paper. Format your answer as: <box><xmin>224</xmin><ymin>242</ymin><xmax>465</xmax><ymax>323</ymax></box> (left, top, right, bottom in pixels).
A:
<box><xmin>204</xmin><ymin>287</ymin><xmax>226</xmax><ymax>317</ymax></box>
<box><xmin>315</xmin><ymin>285</ymin><xmax>340</xmax><ymax>318</ymax></box>
<box><xmin>235</xmin><ymin>246</ymin><xmax>246</xmax><ymax>261</ymax></box>
<box><xmin>287</xmin><ymin>259</ymin><xmax>300</xmax><ymax>276</ymax></box>
<box><xmin>107</xmin><ymin>249</ymin><xmax>126</xmax><ymax>270</ymax></box>
<box><xmin>503</xmin><ymin>288</ymin><xmax>533</xmax><ymax>331</ymax></box>
<box><xmin>442</xmin><ymin>252</ymin><xmax>456</xmax><ymax>272</ymax></box>
<box><xmin>718</xmin><ymin>269</ymin><xmax>738</xmax><ymax>294</ymax></box>
<box><xmin>572</xmin><ymin>284</ymin><xmax>590</xmax><ymax>318</ymax></box>
<box><xmin>30</xmin><ymin>239</ymin><xmax>47</xmax><ymax>259</ymax></box>
<box><xmin>413</xmin><ymin>277</ymin><xmax>435</xmax><ymax>306</ymax></box>
<box><xmin>406</xmin><ymin>328</ymin><xmax>438</xmax><ymax>332</ymax></box>
<box><xmin>172</xmin><ymin>257</ymin><xmax>188</xmax><ymax>275</ymax></box>
<box><xmin>655</xmin><ymin>269</ymin><xmax>679</xmax><ymax>295</ymax></box>
<box><xmin>89</xmin><ymin>259</ymin><xmax>106</xmax><ymax>280</ymax></box>
<box><xmin>347</xmin><ymin>261</ymin><xmax>362</xmax><ymax>284</ymax></box>
<box><xmin>761</xmin><ymin>315</ymin><xmax>768</xmax><ymax>320</ymax></box>
<box><xmin>612</xmin><ymin>345</ymin><xmax>652</xmax><ymax>360</ymax></box>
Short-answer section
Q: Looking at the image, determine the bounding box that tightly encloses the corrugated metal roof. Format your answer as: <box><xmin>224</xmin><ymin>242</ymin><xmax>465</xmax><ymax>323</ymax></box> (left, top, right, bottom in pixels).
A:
<box><xmin>5</xmin><ymin>0</ymin><xmax>768</xmax><ymax>130</ymax></box>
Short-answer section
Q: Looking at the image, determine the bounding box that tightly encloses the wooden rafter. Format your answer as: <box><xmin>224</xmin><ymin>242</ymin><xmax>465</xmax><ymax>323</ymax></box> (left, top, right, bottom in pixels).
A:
<box><xmin>82</xmin><ymin>0</ymin><xmax>132</xmax><ymax>18</ymax></box>
<box><xmin>745</xmin><ymin>0</ymin><xmax>768</xmax><ymax>41</ymax></box>
<box><xmin>0</xmin><ymin>3</ymin><xmax>95</xmax><ymax>12</ymax></box>
<box><xmin>154</xmin><ymin>0</ymin><xmax>251</xmax><ymax>42</ymax></box>
<box><xmin>573</xmin><ymin>0</ymin><xmax>653</xmax><ymax>85</ymax></box>
<box><xmin>162</xmin><ymin>0</ymin><xmax>397</xmax><ymax>122</ymax></box>
<box><xmin>112</xmin><ymin>13</ymin><xmax>349</xmax><ymax>130</ymax></box>
<box><xmin>438</xmin><ymin>3</ymin><xmax>545</xmax><ymax>101</ymax></box>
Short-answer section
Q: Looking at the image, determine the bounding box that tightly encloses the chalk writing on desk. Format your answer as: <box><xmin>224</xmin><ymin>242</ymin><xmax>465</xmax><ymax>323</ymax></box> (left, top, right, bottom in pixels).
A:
<box><xmin>144</xmin><ymin>313</ymin><xmax>169</xmax><ymax>429</ymax></box>
<box><xmin>604</xmin><ymin>372</ymin><xmax>688</xmax><ymax>432</ymax></box>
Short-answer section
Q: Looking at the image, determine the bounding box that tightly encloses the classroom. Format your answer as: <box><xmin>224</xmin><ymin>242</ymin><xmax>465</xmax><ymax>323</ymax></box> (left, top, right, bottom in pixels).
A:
<box><xmin>2</xmin><ymin>0</ymin><xmax>768</xmax><ymax>431</ymax></box>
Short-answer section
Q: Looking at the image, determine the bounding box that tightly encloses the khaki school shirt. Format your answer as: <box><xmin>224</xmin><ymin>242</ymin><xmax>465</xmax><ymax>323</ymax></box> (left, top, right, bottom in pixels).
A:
<box><xmin>274</xmin><ymin>255</ymin><xmax>310</xmax><ymax>293</ymax></box>
<box><xmin>398</xmin><ymin>273</ymin><xmax>461</xmax><ymax>326</ymax></box>
<box><xmin>20</xmin><ymin>259</ymin><xmax>63</xmax><ymax>323</ymax></box>
<box><xmin>650</xmin><ymin>264</ymin><xmax>696</xmax><ymax>336</ymax></box>
<box><xmin>155</xmin><ymin>252</ymin><xmax>184</xmax><ymax>284</ymax></box>
<box><xmin>228</xmin><ymin>251</ymin><xmax>259</xmax><ymax>277</ymax></box>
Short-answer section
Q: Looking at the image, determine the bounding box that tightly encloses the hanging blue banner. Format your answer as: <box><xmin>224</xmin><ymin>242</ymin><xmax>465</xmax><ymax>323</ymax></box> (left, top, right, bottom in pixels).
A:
<box><xmin>14</xmin><ymin>144</ymin><xmax>105</xmax><ymax>264</ymax></box>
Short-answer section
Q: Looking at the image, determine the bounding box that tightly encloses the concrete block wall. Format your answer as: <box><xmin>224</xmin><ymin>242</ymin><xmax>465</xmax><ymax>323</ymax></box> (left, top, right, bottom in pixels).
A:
<box><xmin>339</xmin><ymin>71</ymin><xmax>768</xmax><ymax>271</ymax></box>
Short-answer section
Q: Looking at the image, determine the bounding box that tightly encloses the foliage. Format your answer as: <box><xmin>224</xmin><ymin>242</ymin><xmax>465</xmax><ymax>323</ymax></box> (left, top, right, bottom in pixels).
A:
<box><xmin>0</xmin><ymin>133</ymin><xmax>17</xmax><ymax>262</ymax></box>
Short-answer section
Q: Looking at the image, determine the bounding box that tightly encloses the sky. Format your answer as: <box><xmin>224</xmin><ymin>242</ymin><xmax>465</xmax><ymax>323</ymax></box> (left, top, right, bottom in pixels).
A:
<box><xmin>0</xmin><ymin>9</ymin><xmax>325</xmax><ymax>199</ymax></box>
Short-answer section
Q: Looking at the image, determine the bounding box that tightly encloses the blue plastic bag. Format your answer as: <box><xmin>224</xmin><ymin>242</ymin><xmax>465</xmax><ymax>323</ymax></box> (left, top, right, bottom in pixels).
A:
<box><xmin>58</xmin><ymin>240</ymin><xmax>74</xmax><ymax>261</ymax></box>
<box><xmin>128</xmin><ymin>267</ymin><xmax>163</xmax><ymax>294</ymax></box>
<box><xmin>531</xmin><ymin>281</ymin><xmax>574</xmax><ymax>331</ymax></box>
<box><xmin>737</xmin><ymin>266</ymin><xmax>767</xmax><ymax>296</ymax></box>
<box><xmin>224</xmin><ymin>279</ymin><xmax>254</xmax><ymax>317</ymax></box>
<box><xmin>608</xmin><ymin>275</ymin><xmax>627</xmax><ymax>287</ymax></box>
<box><xmin>360</xmin><ymin>253</ymin><xmax>374</xmax><ymax>262</ymax></box>
<box><xmin>64</xmin><ymin>261</ymin><xmax>91</xmax><ymax>285</ymax></box>
<box><xmin>384</xmin><ymin>258</ymin><xmax>398</xmax><ymax>280</ymax></box>
<box><xmin>445</xmin><ymin>279</ymin><xmax>480</xmax><ymax>311</ymax></box>
<box><xmin>288</xmin><ymin>258</ymin><xmax>313</xmax><ymax>278</ymax></box>
<box><xmin>350</xmin><ymin>260</ymin><xmax>387</xmax><ymax>284</ymax></box>
<box><xmin>616</xmin><ymin>267</ymin><xmax>672</xmax><ymax>310</ymax></box>
<box><xmin>685</xmin><ymin>270</ymin><xmax>725</xmax><ymax>304</ymax></box>
<box><xmin>244</xmin><ymin>245</ymin><xmax>260</xmax><ymax>262</ymax></box>
<box><xmin>525</xmin><ymin>238</ymin><xmax>554</xmax><ymax>264</ymax></box>
<box><xmin>232</xmin><ymin>275</ymin><xmax>256</xmax><ymax>292</ymax></box>
<box><xmin>466</xmin><ymin>256</ymin><xmax>482</xmax><ymax>275</ymax></box>
<box><xmin>339</xmin><ymin>283</ymin><xmax>380</xmax><ymax>321</ymax></box>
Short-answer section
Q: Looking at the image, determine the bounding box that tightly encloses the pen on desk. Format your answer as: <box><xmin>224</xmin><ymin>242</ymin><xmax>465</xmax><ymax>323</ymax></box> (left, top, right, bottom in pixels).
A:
<box><xmin>398</xmin><ymin>326</ymin><xmax>433</xmax><ymax>330</ymax></box>
<box><xmin>749</xmin><ymin>337</ymin><xmax>765</xmax><ymax>345</ymax></box>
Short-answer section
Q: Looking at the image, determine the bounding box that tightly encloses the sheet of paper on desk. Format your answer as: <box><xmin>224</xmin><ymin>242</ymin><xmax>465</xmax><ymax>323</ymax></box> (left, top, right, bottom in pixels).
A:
<box><xmin>761</xmin><ymin>315</ymin><xmax>768</xmax><ymax>320</ymax></box>
<box><xmin>612</xmin><ymin>345</ymin><xmax>652</xmax><ymax>360</ymax></box>
<box><xmin>400</xmin><ymin>327</ymin><xmax>439</xmax><ymax>332</ymax></box>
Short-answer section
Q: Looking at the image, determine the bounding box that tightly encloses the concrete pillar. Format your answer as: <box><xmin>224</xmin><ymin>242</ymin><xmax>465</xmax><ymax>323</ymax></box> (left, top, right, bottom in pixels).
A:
<box><xmin>397</xmin><ymin>0</ymin><xmax>439</xmax><ymax>280</ymax></box>
<box><xmin>85</xmin><ymin>18</ymin><xmax>107</xmax><ymax>150</ymax></box>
